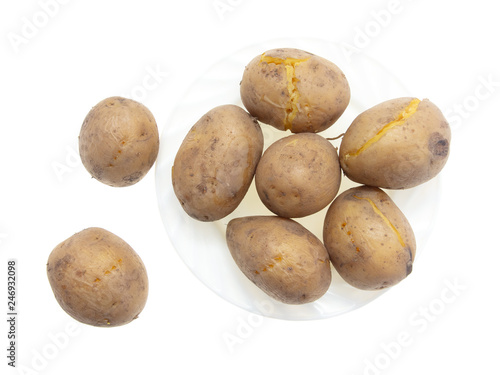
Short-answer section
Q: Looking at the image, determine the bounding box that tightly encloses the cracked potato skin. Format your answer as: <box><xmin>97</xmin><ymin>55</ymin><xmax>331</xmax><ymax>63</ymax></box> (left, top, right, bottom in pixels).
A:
<box><xmin>46</xmin><ymin>227</ymin><xmax>149</xmax><ymax>327</ymax></box>
<box><xmin>339</xmin><ymin>97</ymin><xmax>451</xmax><ymax>189</ymax></box>
<box><xmin>172</xmin><ymin>105</ymin><xmax>264</xmax><ymax>222</ymax></box>
<box><xmin>323</xmin><ymin>186</ymin><xmax>416</xmax><ymax>290</ymax></box>
<box><xmin>240</xmin><ymin>48</ymin><xmax>350</xmax><ymax>133</ymax></box>
<box><xmin>226</xmin><ymin>216</ymin><xmax>332</xmax><ymax>304</ymax></box>
<box><xmin>79</xmin><ymin>96</ymin><xmax>159</xmax><ymax>187</ymax></box>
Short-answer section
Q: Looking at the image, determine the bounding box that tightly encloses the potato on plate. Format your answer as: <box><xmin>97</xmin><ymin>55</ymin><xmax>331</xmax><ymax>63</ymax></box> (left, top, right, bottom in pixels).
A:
<box><xmin>323</xmin><ymin>186</ymin><xmax>416</xmax><ymax>290</ymax></box>
<box><xmin>240</xmin><ymin>48</ymin><xmax>350</xmax><ymax>133</ymax></box>
<box><xmin>255</xmin><ymin>133</ymin><xmax>341</xmax><ymax>218</ymax></box>
<box><xmin>339</xmin><ymin>97</ymin><xmax>451</xmax><ymax>189</ymax></box>
<box><xmin>226</xmin><ymin>216</ymin><xmax>332</xmax><ymax>304</ymax></box>
<box><xmin>172</xmin><ymin>104</ymin><xmax>264</xmax><ymax>221</ymax></box>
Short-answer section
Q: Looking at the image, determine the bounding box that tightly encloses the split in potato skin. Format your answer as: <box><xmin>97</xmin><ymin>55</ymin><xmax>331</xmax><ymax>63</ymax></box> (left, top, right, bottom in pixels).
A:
<box><xmin>339</xmin><ymin>97</ymin><xmax>451</xmax><ymax>189</ymax></box>
<box><xmin>323</xmin><ymin>186</ymin><xmax>416</xmax><ymax>291</ymax></box>
<box><xmin>240</xmin><ymin>48</ymin><xmax>351</xmax><ymax>134</ymax></box>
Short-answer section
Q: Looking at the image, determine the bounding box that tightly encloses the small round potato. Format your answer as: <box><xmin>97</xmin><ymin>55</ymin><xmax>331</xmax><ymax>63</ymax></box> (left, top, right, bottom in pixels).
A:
<box><xmin>339</xmin><ymin>97</ymin><xmax>451</xmax><ymax>189</ymax></box>
<box><xmin>46</xmin><ymin>227</ymin><xmax>148</xmax><ymax>327</ymax></box>
<box><xmin>240</xmin><ymin>48</ymin><xmax>350</xmax><ymax>133</ymax></box>
<box><xmin>79</xmin><ymin>96</ymin><xmax>160</xmax><ymax>187</ymax></box>
<box><xmin>226</xmin><ymin>216</ymin><xmax>332</xmax><ymax>305</ymax></box>
<box><xmin>172</xmin><ymin>104</ymin><xmax>264</xmax><ymax>222</ymax></box>
<box><xmin>323</xmin><ymin>186</ymin><xmax>416</xmax><ymax>290</ymax></box>
<box><xmin>255</xmin><ymin>133</ymin><xmax>341</xmax><ymax>218</ymax></box>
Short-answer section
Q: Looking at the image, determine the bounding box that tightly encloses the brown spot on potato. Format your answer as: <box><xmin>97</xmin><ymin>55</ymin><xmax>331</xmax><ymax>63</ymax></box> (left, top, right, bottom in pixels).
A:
<box><xmin>428</xmin><ymin>132</ymin><xmax>449</xmax><ymax>157</ymax></box>
<box><xmin>75</xmin><ymin>270</ymin><xmax>86</xmax><ymax>277</ymax></box>
<box><xmin>122</xmin><ymin>171</ymin><xmax>143</xmax><ymax>183</ymax></box>
<box><xmin>196</xmin><ymin>184</ymin><xmax>207</xmax><ymax>194</ymax></box>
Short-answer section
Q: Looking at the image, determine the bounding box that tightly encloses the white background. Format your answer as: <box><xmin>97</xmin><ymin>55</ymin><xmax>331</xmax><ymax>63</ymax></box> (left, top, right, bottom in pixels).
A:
<box><xmin>1</xmin><ymin>1</ymin><xmax>499</xmax><ymax>374</ymax></box>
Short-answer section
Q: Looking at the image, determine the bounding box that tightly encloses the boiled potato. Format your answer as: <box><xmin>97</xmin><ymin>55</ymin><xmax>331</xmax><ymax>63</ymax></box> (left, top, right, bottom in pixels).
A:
<box><xmin>79</xmin><ymin>96</ymin><xmax>159</xmax><ymax>187</ymax></box>
<box><xmin>46</xmin><ymin>227</ymin><xmax>148</xmax><ymax>327</ymax></box>
<box><xmin>172</xmin><ymin>104</ymin><xmax>264</xmax><ymax>221</ymax></box>
<box><xmin>226</xmin><ymin>216</ymin><xmax>332</xmax><ymax>304</ymax></box>
<box><xmin>323</xmin><ymin>186</ymin><xmax>416</xmax><ymax>290</ymax></box>
<box><xmin>339</xmin><ymin>97</ymin><xmax>451</xmax><ymax>189</ymax></box>
<box><xmin>255</xmin><ymin>133</ymin><xmax>341</xmax><ymax>218</ymax></box>
<box><xmin>240</xmin><ymin>48</ymin><xmax>350</xmax><ymax>133</ymax></box>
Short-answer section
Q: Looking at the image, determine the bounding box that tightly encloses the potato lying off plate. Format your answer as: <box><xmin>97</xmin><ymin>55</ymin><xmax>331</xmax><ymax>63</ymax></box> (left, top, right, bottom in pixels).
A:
<box><xmin>46</xmin><ymin>227</ymin><xmax>148</xmax><ymax>327</ymax></box>
<box><xmin>226</xmin><ymin>216</ymin><xmax>332</xmax><ymax>305</ymax></box>
<box><xmin>79</xmin><ymin>96</ymin><xmax>160</xmax><ymax>187</ymax></box>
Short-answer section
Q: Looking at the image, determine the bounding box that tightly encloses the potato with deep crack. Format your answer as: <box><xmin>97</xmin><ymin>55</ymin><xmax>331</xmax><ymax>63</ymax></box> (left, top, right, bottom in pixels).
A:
<box><xmin>255</xmin><ymin>133</ymin><xmax>341</xmax><ymax>218</ymax></box>
<box><xmin>172</xmin><ymin>104</ymin><xmax>264</xmax><ymax>221</ymax></box>
<box><xmin>323</xmin><ymin>186</ymin><xmax>416</xmax><ymax>290</ymax></box>
<box><xmin>79</xmin><ymin>96</ymin><xmax>159</xmax><ymax>187</ymax></box>
<box><xmin>46</xmin><ymin>227</ymin><xmax>149</xmax><ymax>327</ymax></box>
<box><xmin>240</xmin><ymin>48</ymin><xmax>350</xmax><ymax>133</ymax></box>
<box><xmin>227</xmin><ymin>216</ymin><xmax>332</xmax><ymax>304</ymax></box>
<box><xmin>339</xmin><ymin>97</ymin><xmax>451</xmax><ymax>189</ymax></box>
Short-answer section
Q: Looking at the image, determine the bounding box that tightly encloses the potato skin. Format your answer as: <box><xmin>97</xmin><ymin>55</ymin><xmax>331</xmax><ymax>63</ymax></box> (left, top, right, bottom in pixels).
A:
<box><xmin>172</xmin><ymin>104</ymin><xmax>264</xmax><ymax>222</ymax></box>
<box><xmin>339</xmin><ymin>97</ymin><xmax>451</xmax><ymax>189</ymax></box>
<box><xmin>226</xmin><ymin>216</ymin><xmax>332</xmax><ymax>304</ymax></box>
<box><xmin>46</xmin><ymin>227</ymin><xmax>148</xmax><ymax>327</ymax></box>
<box><xmin>323</xmin><ymin>186</ymin><xmax>416</xmax><ymax>290</ymax></box>
<box><xmin>255</xmin><ymin>133</ymin><xmax>341</xmax><ymax>218</ymax></box>
<box><xmin>240</xmin><ymin>48</ymin><xmax>350</xmax><ymax>133</ymax></box>
<box><xmin>79</xmin><ymin>96</ymin><xmax>159</xmax><ymax>187</ymax></box>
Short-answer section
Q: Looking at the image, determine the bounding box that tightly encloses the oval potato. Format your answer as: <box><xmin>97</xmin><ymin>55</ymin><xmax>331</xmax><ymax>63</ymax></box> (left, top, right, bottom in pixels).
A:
<box><xmin>46</xmin><ymin>227</ymin><xmax>148</xmax><ymax>327</ymax></box>
<box><xmin>79</xmin><ymin>96</ymin><xmax>159</xmax><ymax>187</ymax></box>
<box><xmin>172</xmin><ymin>104</ymin><xmax>264</xmax><ymax>221</ymax></box>
<box><xmin>240</xmin><ymin>48</ymin><xmax>350</xmax><ymax>133</ymax></box>
<box><xmin>323</xmin><ymin>186</ymin><xmax>416</xmax><ymax>290</ymax></box>
<box><xmin>226</xmin><ymin>216</ymin><xmax>332</xmax><ymax>304</ymax></box>
<box><xmin>339</xmin><ymin>97</ymin><xmax>451</xmax><ymax>189</ymax></box>
<box><xmin>255</xmin><ymin>133</ymin><xmax>341</xmax><ymax>218</ymax></box>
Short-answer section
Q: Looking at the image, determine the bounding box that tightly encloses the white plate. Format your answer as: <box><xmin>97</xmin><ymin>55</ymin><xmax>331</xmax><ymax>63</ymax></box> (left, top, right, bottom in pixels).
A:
<box><xmin>155</xmin><ymin>37</ymin><xmax>441</xmax><ymax>321</ymax></box>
